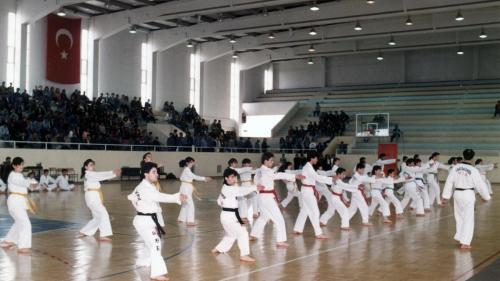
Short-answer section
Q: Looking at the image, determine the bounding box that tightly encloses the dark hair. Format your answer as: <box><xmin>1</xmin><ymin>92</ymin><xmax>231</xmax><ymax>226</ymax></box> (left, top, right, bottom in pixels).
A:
<box><xmin>142</xmin><ymin>152</ymin><xmax>152</xmax><ymax>160</ymax></box>
<box><xmin>379</xmin><ymin>153</ymin><xmax>386</xmax><ymax>159</ymax></box>
<box><xmin>456</xmin><ymin>157</ymin><xmax>463</xmax><ymax>162</ymax></box>
<box><xmin>359</xmin><ymin>157</ymin><xmax>366</xmax><ymax>163</ymax></box>
<box><xmin>429</xmin><ymin>152</ymin><xmax>440</xmax><ymax>160</ymax></box>
<box><xmin>413</xmin><ymin>154</ymin><xmax>419</xmax><ymax>159</ymax></box>
<box><xmin>228</xmin><ymin>158</ymin><xmax>238</xmax><ymax>166</ymax></box>
<box><xmin>387</xmin><ymin>169</ymin><xmax>395</xmax><ymax>176</ymax></box>
<box><xmin>475</xmin><ymin>159</ymin><xmax>482</xmax><ymax>165</ymax></box>
<box><xmin>334</xmin><ymin>158</ymin><xmax>340</xmax><ymax>163</ymax></box>
<box><xmin>43</xmin><ymin>169</ymin><xmax>49</xmax><ymax>173</ymax></box>
<box><xmin>62</xmin><ymin>169</ymin><xmax>68</xmax><ymax>173</ymax></box>
<box><xmin>372</xmin><ymin>165</ymin><xmax>382</xmax><ymax>174</ymax></box>
<box><xmin>463</xmin><ymin>149</ymin><xmax>475</xmax><ymax>161</ymax></box>
<box><xmin>261</xmin><ymin>152</ymin><xmax>274</xmax><ymax>164</ymax></box>
<box><xmin>307</xmin><ymin>151</ymin><xmax>320</xmax><ymax>161</ymax></box>
<box><xmin>336</xmin><ymin>167</ymin><xmax>346</xmax><ymax>175</ymax></box>
<box><xmin>447</xmin><ymin>157</ymin><xmax>456</xmax><ymax>165</ymax></box>
<box><xmin>242</xmin><ymin>158</ymin><xmax>251</xmax><ymax>165</ymax></box>
<box><xmin>414</xmin><ymin>158</ymin><xmax>422</xmax><ymax>164</ymax></box>
<box><xmin>278</xmin><ymin>162</ymin><xmax>291</xmax><ymax>173</ymax></box>
<box><xmin>406</xmin><ymin>158</ymin><xmax>414</xmax><ymax>166</ymax></box>
<box><xmin>27</xmin><ymin>171</ymin><xmax>34</xmax><ymax>177</ymax></box>
<box><xmin>11</xmin><ymin>157</ymin><xmax>24</xmax><ymax>167</ymax></box>
<box><xmin>402</xmin><ymin>156</ymin><xmax>408</xmax><ymax>161</ymax></box>
<box><xmin>143</xmin><ymin>162</ymin><xmax>158</xmax><ymax>174</ymax></box>
<box><xmin>223</xmin><ymin>167</ymin><xmax>239</xmax><ymax>185</ymax></box>
<box><xmin>356</xmin><ymin>163</ymin><xmax>365</xmax><ymax>171</ymax></box>
<box><xmin>81</xmin><ymin>159</ymin><xmax>94</xmax><ymax>179</ymax></box>
<box><xmin>179</xmin><ymin>156</ymin><xmax>195</xmax><ymax>167</ymax></box>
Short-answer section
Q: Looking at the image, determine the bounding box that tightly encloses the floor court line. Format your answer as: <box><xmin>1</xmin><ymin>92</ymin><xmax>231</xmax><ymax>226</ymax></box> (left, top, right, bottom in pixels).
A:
<box><xmin>219</xmin><ymin>213</ymin><xmax>456</xmax><ymax>281</ymax></box>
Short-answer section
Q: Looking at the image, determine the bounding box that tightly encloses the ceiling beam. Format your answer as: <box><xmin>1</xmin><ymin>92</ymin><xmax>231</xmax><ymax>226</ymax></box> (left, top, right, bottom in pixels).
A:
<box><xmin>96</xmin><ymin>0</ymin><xmax>135</xmax><ymax>10</ymax></box>
<box><xmin>75</xmin><ymin>2</ymin><xmax>112</xmax><ymax>14</ymax></box>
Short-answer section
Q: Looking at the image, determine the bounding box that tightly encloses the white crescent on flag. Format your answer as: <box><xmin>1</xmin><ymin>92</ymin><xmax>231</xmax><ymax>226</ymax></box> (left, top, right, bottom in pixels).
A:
<box><xmin>55</xmin><ymin>28</ymin><xmax>74</xmax><ymax>49</ymax></box>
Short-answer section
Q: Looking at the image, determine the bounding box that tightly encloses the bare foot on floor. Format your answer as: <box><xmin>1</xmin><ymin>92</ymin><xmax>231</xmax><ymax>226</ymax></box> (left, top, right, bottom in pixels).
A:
<box><xmin>383</xmin><ymin>219</ymin><xmax>392</xmax><ymax>224</ymax></box>
<box><xmin>249</xmin><ymin>236</ymin><xmax>257</xmax><ymax>241</ymax></box>
<box><xmin>320</xmin><ymin>223</ymin><xmax>327</xmax><ymax>227</ymax></box>
<box><xmin>211</xmin><ymin>248</ymin><xmax>221</xmax><ymax>255</ymax></box>
<box><xmin>99</xmin><ymin>237</ymin><xmax>112</xmax><ymax>242</ymax></box>
<box><xmin>293</xmin><ymin>231</ymin><xmax>303</xmax><ymax>235</ymax></box>
<box><xmin>460</xmin><ymin>244</ymin><xmax>472</xmax><ymax>250</ymax></box>
<box><xmin>151</xmin><ymin>275</ymin><xmax>169</xmax><ymax>281</ymax></box>
<box><xmin>316</xmin><ymin>234</ymin><xmax>328</xmax><ymax>239</ymax></box>
<box><xmin>240</xmin><ymin>255</ymin><xmax>256</xmax><ymax>262</ymax></box>
<box><xmin>341</xmin><ymin>227</ymin><xmax>352</xmax><ymax>231</ymax></box>
<box><xmin>362</xmin><ymin>222</ymin><xmax>373</xmax><ymax>227</ymax></box>
<box><xmin>276</xmin><ymin>242</ymin><xmax>289</xmax><ymax>248</ymax></box>
<box><xmin>186</xmin><ymin>223</ymin><xmax>196</xmax><ymax>227</ymax></box>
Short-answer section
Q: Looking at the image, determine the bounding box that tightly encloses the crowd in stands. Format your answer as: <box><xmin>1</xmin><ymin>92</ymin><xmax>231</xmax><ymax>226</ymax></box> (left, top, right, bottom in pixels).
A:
<box><xmin>279</xmin><ymin>106</ymin><xmax>350</xmax><ymax>153</ymax></box>
<box><xmin>162</xmin><ymin>101</ymin><xmax>274</xmax><ymax>152</ymax></box>
<box><xmin>0</xmin><ymin>81</ymin><xmax>157</xmax><ymax>148</ymax></box>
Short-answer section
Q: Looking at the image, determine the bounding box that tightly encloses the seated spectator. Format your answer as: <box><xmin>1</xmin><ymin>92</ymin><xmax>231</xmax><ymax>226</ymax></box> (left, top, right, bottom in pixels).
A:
<box><xmin>390</xmin><ymin>124</ymin><xmax>401</xmax><ymax>143</ymax></box>
<box><xmin>494</xmin><ymin>100</ymin><xmax>500</xmax><ymax>118</ymax></box>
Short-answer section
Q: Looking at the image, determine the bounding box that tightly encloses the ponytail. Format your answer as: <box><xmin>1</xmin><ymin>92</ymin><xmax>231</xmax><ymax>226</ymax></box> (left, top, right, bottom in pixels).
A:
<box><xmin>179</xmin><ymin>156</ymin><xmax>195</xmax><ymax>168</ymax></box>
<box><xmin>81</xmin><ymin>159</ymin><xmax>94</xmax><ymax>179</ymax></box>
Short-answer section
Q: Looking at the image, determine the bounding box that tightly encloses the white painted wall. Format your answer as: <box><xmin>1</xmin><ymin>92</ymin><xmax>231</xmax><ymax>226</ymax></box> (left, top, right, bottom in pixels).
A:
<box><xmin>155</xmin><ymin>43</ymin><xmax>190</xmax><ymax>110</ymax></box>
<box><xmin>201</xmin><ymin>54</ymin><xmax>231</xmax><ymax>119</ymax></box>
<box><xmin>240</xmin><ymin>63</ymin><xmax>266</xmax><ymax>103</ymax></box>
<box><xmin>274</xmin><ymin>58</ymin><xmax>326</xmax><ymax>90</ymax></box>
<box><xmin>326</xmin><ymin>52</ymin><xmax>405</xmax><ymax>86</ymax></box>
<box><xmin>0</xmin><ymin>0</ymin><xmax>17</xmax><ymax>84</ymax></box>
<box><xmin>97</xmin><ymin>30</ymin><xmax>146</xmax><ymax>98</ymax></box>
<box><xmin>271</xmin><ymin>44</ymin><xmax>500</xmax><ymax>90</ymax></box>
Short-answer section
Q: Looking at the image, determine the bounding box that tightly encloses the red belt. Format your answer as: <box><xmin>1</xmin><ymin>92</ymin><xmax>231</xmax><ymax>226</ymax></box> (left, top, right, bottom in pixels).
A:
<box><xmin>259</xmin><ymin>189</ymin><xmax>280</xmax><ymax>203</ymax></box>
<box><xmin>358</xmin><ymin>186</ymin><xmax>368</xmax><ymax>204</ymax></box>
<box><xmin>302</xmin><ymin>184</ymin><xmax>320</xmax><ymax>202</ymax></box>
<box><xmin>331</xmin><ymin>190</ymin><xmax>350</xmax><ymax>207</ymax></box>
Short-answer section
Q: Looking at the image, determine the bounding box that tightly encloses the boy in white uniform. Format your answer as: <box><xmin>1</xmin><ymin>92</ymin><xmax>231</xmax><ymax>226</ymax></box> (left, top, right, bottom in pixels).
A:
<box><xmin>212</xmin><ymin>168</ymin><xmax>264</xmax><ymax>262</ymax></box>
<box><xmin>39</xmin><ymin>169</ymin><xmax>57</xmax><ymax>191</ymax></box>
<box><xmin>250</xmin><ymin>152</ymin><xmax>304</xmax><ymax>248</ymax></box>
<box><xmin>425</xmin><ymin>152</ymin><xmax>450</xmax><ymax>206</ymax></box>
<box><xmin>293</xmin><ymin>152</ymin><xmax>331</xmax><ymax>239</ymax></box>
<box><xmin>442</xmin><ymin>149</ymin><xmax>491</xmax><ymax>249</ymax></box>
<box><xmin>348</xmin><ymin>163</ymin><xmax>375</xmax><ymax>226</ymax></box>
<box><xmin>228</xmin><ymin>158</ymin><xmax>255</xmax><ymax>222</ymax></box>
<box><xmin>474</xmin><ymin>159</ymin><xmax>497</xmax><ymax>195</ymax></box>
<box><xmin>128</xmin><ymin>162</ymin><xmax>187</xmax><ymax>281</ymax></box>
<box><xmin>56</xmin><ymin>169</ymin><xmax>75</xmax><ymax>191</ymax></box>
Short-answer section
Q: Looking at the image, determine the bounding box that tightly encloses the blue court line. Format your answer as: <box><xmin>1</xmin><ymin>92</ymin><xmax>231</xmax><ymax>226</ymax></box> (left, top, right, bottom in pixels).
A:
<box><xmin>0</xmin><ymin>214</ymin><xmax>79</xmax><ymax>237</ymax></box>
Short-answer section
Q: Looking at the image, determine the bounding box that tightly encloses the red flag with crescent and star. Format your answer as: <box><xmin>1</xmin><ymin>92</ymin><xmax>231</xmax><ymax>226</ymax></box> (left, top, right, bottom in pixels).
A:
<box><xmin>46</xmin><ymin>14</ymin><xmax>81</xmax><ymax>84</ymax></box>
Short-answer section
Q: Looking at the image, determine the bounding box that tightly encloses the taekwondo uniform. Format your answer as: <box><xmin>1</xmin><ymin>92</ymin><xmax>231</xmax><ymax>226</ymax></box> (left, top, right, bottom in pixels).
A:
<box><xmin>250</xmin><ymin>165</ymin><xmax>295</xmax><ymax>243</ymax></box>
<box><xmin>177</xmin><ymin>167</ymin><xmax>207</xmax><ymax>223</ymax></box>
<box><xmin>128</xmin><ymin>179</ymin><xmax>182</xmax><ymax>278</ymax></box>
<box><xmin>214</xmin><ymin>183</ymin><xmax>258</xmax><ymax>256</ymax></box>
<box><xmin>80</xmin><ymin>171</ymin><xmax>117</xmax><ymax>237</ymax></box>
<box><xmin>442</xmin><ymin>162</ymin><xmax>490</xmax><ymax>246</ymax></box>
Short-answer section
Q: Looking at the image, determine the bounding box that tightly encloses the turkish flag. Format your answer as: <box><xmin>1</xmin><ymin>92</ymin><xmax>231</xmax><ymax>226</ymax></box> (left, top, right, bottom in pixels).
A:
<box><xmin>46</xmin><ymin>14</ymin><xmax>81</xmax><ymax>84</ymax></box>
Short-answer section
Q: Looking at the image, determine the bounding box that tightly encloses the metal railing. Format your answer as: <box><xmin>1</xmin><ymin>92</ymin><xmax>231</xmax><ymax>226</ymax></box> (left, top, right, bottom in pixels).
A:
<box><xmin>0</xmin><ymin>140</ymin><xmax>315</xmax><ymax>154</ymax></box>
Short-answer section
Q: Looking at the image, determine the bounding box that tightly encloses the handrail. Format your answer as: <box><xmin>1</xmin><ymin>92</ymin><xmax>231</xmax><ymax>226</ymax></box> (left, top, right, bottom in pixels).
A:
<box><xmin>0</xmin><ymin>140</ymin><xmax>314</xmax><ymax>154</ymax></box>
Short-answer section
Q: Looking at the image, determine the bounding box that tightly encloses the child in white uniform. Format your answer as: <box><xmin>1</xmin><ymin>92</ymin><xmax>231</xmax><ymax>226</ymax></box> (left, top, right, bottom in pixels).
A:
<box><xmin>39</xmin><ymin>169</ymin><xmax>57</xmax><ymax>191</ymax></box>
<box><xmin>474</xmin><ymin>159</ymin><xmax>497</xmax><ymax>195</ymax></box>
<box><xmin>79</xmin><ymin>159</ymin><xmax>120</xmax><ymax>241</ymax></box>
<box><xmin>177</xmin><ymin>157</ymin><xmax>212</xmax><ymax>226</ymax></box>
<box><xmin>212</xmin><ymin>168</ymin><xmax>264</xmax><ymax>262</ymax></box>
<box><xmin>278</xmin><ymin>162</ymin><xmax>301</xmax><ymax>208</ymax></box>
<box><xmin>0</xmin><ymin>157</ymin><xmax>38</xmax><ymax>253</ymax></box>
<box><xmin>128</xmin><ymin>162</ymin><xmax>187</xmax><ymax>281</ymax></box>
<box><xmin>55</xmin><ymin>169</ymin><xmax>75</xmax><ymax>191</ymax></box>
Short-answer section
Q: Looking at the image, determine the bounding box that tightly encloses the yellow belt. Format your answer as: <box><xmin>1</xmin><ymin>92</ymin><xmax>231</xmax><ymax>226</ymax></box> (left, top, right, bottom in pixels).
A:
<box><xmin>87</xmin><ymin>188</ymin><xmax>104</xmax><ymax>203</ymax></box>
<box><xmin>10</xmin><ymin>192</ymin><xmax>37</xmax><ymax>214</ymax></box>
<box><xmin>180</xmin><ymin>181</ymin><xmax>201</xmax><ymax>200</ymax></box>
<box><xmin>241</xmin><ymin>180</ymin><xmax>253</xmax><ymax>183</ymax></box>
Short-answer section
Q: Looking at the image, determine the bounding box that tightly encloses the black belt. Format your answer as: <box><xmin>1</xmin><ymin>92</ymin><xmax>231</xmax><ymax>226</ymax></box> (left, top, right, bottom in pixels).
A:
<box><xmin>455</xmin><ymin>188</ymin><xmax>474</xmax><ymax>191</ymax></box>
<box><xmin>222</xmin><ymin>207</ymin><xmax>244</xmax><ymax>225</ymax></box>
<box><xmin>137</xmin><ymin>212</ymin><xmax>166</xmax><ymax>237</ymax></box>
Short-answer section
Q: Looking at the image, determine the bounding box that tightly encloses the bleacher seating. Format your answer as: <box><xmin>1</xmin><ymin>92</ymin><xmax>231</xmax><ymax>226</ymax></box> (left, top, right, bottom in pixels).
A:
<box><xmin>260</xmin><ymin>83</ymin><xmax>500</xmax><ymax>156</ymax></box>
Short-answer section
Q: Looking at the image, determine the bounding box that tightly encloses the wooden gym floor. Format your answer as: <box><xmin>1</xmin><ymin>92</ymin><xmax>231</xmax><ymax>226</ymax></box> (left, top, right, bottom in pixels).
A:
<box><xmin>1</xmin><ymin>179</ymin><xmax>499</xmax><ymax>281</ymax></box>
